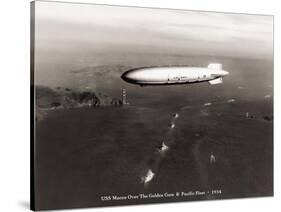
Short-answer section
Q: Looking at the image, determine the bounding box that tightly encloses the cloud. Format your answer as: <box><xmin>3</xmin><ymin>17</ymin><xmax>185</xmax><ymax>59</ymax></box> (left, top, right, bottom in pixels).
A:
<box><xmin>35</xmin><ymin>1</ymin><xmax>272</xmax><ymax>60</ymax></box>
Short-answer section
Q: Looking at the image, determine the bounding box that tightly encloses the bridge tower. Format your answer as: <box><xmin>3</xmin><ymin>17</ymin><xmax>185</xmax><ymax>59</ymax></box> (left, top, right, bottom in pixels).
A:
<box><xmin>122</xmin><ymin>88</ymin><xmax>128</xmax><ymax>105</ymax></box>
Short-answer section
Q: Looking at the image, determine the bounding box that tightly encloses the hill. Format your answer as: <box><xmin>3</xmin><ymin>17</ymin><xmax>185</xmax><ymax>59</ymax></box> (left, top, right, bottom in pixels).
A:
<box><xmin>35</xmin><ymin>86</ymin><xmax>123</xmax><ymax>120</ymax></box>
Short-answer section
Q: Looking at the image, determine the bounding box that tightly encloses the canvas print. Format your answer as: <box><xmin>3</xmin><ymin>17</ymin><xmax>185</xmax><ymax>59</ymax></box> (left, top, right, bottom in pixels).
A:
<box><xmin>31</xmin><ymin>1</ymin><xmax>274</xmax><ymax>211</ymax></box>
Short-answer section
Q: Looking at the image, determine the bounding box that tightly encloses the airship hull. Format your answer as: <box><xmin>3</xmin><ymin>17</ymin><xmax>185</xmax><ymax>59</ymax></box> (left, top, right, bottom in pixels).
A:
<box><xmin>121</xmin><ymin>64</ymin><xmax>228</xmax><ymax>86</ymax></box>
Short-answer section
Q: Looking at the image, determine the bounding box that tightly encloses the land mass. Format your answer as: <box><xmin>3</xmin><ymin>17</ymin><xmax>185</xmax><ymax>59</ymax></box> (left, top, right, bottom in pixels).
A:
<box><xmin>35</xmin><ymin>86</ymin><xmax>123</xmax><ymax>120</ymax></box>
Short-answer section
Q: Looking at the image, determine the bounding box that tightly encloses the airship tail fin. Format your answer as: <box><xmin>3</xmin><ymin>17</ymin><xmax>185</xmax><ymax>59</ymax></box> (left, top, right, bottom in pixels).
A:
<box><xmin>209</xmin><ymin>77</ymin><xmax>223</xmax><ymax>85</ymax></box>
<box><xmin>208</xmin><ymin>63</ymin><xmax>222</xmax><ymax>70</ymax></box>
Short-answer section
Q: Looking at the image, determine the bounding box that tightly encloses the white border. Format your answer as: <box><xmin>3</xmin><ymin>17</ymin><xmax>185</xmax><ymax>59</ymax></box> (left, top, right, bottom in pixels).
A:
<box><xmin>0</xmin><ymin>0</ymin><xmax>279</xmax><ymax>211</ymax></box>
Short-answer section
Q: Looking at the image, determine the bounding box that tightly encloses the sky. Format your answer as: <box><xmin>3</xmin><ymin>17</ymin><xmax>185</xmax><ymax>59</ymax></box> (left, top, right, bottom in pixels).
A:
<box><xmin>33</xmin><ymin>0</ymin><xmax>273</xmax><ymax>88</ymax></box>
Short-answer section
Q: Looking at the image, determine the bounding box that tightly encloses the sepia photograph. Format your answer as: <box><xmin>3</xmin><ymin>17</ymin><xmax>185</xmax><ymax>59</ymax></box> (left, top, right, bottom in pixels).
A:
<box><xmin>31</xmin><ymin>1</ymin><xmax>273</xmax><ymax>210</ymax></box>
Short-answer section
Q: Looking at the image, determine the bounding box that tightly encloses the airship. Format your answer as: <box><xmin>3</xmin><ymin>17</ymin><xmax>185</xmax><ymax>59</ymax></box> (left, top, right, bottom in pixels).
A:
<box><xmin>121</xmin><ymin>63</ymin><xmax>229</xmax><ymax>86</ymax></box>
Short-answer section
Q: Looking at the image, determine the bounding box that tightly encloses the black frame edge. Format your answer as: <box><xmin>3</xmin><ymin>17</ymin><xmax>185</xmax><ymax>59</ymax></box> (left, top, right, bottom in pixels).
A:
<box><xmin>30</xmin><ymin>1</ymin><xmax>36</xmax><ymax>211</ymax></box>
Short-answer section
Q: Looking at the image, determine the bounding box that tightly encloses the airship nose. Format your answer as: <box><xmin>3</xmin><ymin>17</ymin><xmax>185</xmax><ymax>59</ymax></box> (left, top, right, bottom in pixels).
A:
<box><xmin>121</xmin><ymin>70</ymin><xmax>139</xmax><ymax>83</ymax></box>
<box><xmin>121</xmin><ymin>72</ymin><xmax>128</xmax><ymax>81</ymax></box>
